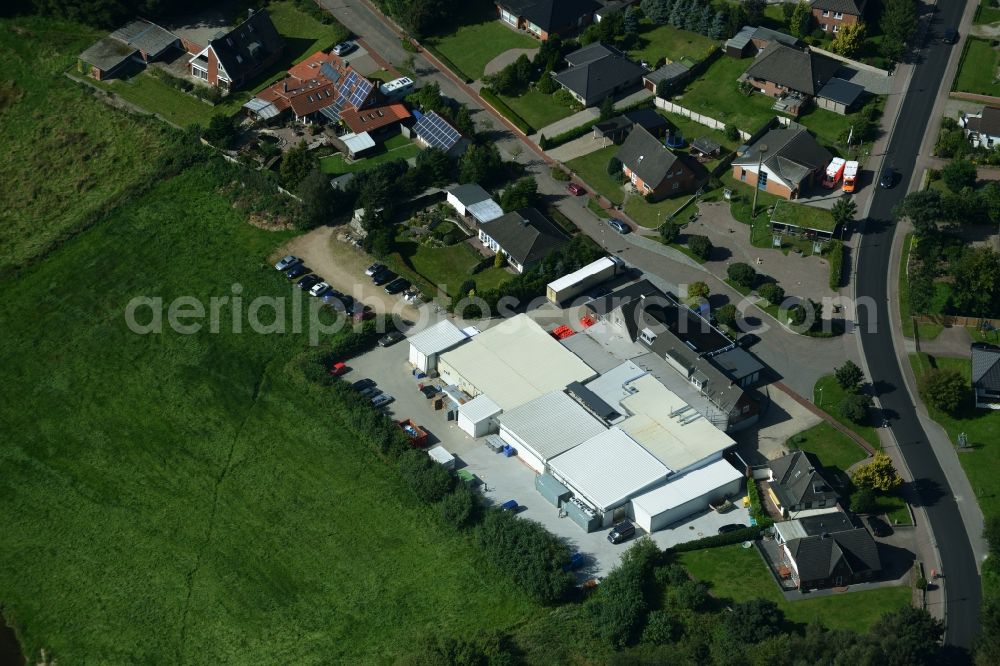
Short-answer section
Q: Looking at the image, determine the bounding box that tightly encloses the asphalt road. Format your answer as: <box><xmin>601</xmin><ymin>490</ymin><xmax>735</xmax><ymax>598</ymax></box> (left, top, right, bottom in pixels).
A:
<box><xmin>856</xmin><ymin>0</ymin><xmax>980</xmax><ymax>649</ymax></box>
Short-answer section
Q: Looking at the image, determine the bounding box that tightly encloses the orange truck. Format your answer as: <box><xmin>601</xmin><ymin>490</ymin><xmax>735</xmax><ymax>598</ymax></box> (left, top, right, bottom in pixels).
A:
<box><xmin>842</xmin><ymin>161</ymin><xmax>860</xmax><ymax>193</ymax></box>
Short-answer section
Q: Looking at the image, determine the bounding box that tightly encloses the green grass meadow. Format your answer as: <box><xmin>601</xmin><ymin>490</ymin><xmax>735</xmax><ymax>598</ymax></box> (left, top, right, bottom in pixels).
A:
<box><xmin>0</xmin><ymin>163</ymin><xmax>540</xmax><ymax>663</ymax></box>
<box><xmin>629</xmin><ymin>20</ymin><xmax>719</xmax><ymax>65</ymax></box>
<box><xmin>954</xmin><ymin>38</ymin><xmax>1000</xmax><ymax>96</ymax></box>
<box><xmin>0</xmin><ymin>18</ymin><xmax>173</xmax><ymax>274</ymax></box>
<box><xmin>427</xmin><ymin>20</ymin><xmax>538</xmax><ymax>81</ymax></box>
<box><xmin>678</xmin><ymin>545</ymin><xmax>911</xmax><ymax>633</ymax></box>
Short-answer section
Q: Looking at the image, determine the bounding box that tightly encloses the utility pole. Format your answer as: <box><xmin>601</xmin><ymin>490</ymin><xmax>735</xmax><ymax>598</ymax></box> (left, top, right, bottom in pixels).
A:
<box><xmin>751</xmin><ymin>144</ymin><xmax>768</xmax><ymax>219</ymax></box>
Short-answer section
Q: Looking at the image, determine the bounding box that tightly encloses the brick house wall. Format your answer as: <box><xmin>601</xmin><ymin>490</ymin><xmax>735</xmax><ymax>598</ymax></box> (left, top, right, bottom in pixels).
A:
<box><xmin>745</xmin><ymin>76</ymin><xmax>811</xmax><ymax>115</ymax></box>
<box><xmin>731</xmin><ymin>164</ymin><xmax>796</xmax><ymax>199</ymax></box>
<box><xmin>812</xmin><ymin>8</ymin><xmax>860</xmax><ymax>33</ymax></box>
<box><xmin>495</xmin><ymin>3</ymin><xmax>589</xmax><ymax>40</ymax></box>
<box><xmin>623</xmin><ymin>162</ymin><xmax>696</xmax><ymax>201</ymax></box>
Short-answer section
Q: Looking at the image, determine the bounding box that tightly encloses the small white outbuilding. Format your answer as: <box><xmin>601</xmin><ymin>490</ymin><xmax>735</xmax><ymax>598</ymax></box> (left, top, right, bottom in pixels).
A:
<box><xmin>457</xmin><ymin>394</ymin><xmax>502</xmax><ymax>438</ymax></box>
<box><xmin>407</xmin><ymin>320</ymin><xmax>469</xmax><ymax>373</ymax></box>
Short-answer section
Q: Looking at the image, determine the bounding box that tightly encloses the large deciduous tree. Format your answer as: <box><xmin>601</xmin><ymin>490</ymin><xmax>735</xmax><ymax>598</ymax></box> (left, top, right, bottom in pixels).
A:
<box><xmin>851</xmin><ymin>451</ymin><xmax>904</xmax><ymax>493</ymax></box>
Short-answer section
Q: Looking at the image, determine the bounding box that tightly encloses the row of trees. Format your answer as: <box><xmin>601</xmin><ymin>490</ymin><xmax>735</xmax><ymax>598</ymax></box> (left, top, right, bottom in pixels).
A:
<box><xmin>640</xmin><ymin>0</ymin><xmax>755</xmax><ymax>42</ymax></box>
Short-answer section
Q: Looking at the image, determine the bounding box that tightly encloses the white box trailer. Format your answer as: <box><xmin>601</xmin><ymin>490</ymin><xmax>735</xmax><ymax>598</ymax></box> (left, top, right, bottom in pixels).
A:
<box><xmin>546</xmin><ymin>256</ymin><xmax>624</xmax><ymax>304</ymax></box>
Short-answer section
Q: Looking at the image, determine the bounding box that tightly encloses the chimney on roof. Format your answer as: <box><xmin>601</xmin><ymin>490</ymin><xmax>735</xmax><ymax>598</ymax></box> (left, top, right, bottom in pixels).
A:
<box><xmin>283</xmin><ymin>81</ymin><xmax>287</xmax><ymax>93</ymax></box>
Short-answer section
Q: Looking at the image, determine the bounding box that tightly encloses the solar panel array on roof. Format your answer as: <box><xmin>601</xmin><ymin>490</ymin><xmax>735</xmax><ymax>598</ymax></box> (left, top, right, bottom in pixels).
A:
<box><xmin>349</xmin><ymin>78</ymin><xmax>373</xmax><ymax>109</ymax></box>
<box><xmin>320</xmin><ymin>61</ymin><xmax>340</xmax><ymax>84</ymax></box>
<box><xmin>414</xmin><ymin>112</ymin><xmax>461</xmax><ymax>151</ymax></box>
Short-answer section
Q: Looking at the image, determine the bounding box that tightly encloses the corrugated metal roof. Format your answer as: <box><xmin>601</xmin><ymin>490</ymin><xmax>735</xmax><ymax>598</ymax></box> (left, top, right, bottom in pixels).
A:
<box><xmin>427</xmin><ymin>445</ymin><xmax>455</xmax><ymax>465</ymax></box>
<box><xmin>438</xmin><ymin>314</ymin><xmax>597</xmax><ymax>410</ymax></box>
<box><xmin>498</xmin><ymin>391</ymin><xmax>605</xmax><ymax>462</ymax></box>
<box><xmin>408</xmin><ymin>320</ymin><xmax>468</xmax><ymax>356</ymax></box>
<box><xmin>547</xmin><ymin>256</ymin><xmax>617</xmax><ymax>292</ymax></box>
<box><xmin>458</xmin><ymin>394</ymin><xmax>502</xmax><ymax>423</ymax></box>
<box><xmin>549</xmin><ymin>427</ymin><xmax>668</xmax><ymax>512</ymax></box>
<box><xmin>244</xmin><ymin>97</ymin><xmax>280</xmax><ymax>119</ymax></box>
<box><xmin>631</xmin><ymin>459</ymin><xmax>742</xmax><ymax>518</ymax></box>
<box><xmin>467</xmin><ymin>199</ymin><xmax>504</xmax><ymax>223</ymax></box>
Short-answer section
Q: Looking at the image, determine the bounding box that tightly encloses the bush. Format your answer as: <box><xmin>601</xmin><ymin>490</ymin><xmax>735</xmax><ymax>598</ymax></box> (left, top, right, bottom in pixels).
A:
<box><xmin>827</xmin><ymin>240</ymin><xmax>845</xmax><ymax>290</ymax></box>
<box><xmin>715</xmin><ymin>303</ymin><xmax>738</xmax><ymax>328</ymax></box>
<box><xmin>544</xmin><ymin>121</ymin><xmax>597</xmax><ymax>148</ymax></box>
<box><xmin>476</xmin><ymin>509</ymin><xmax>573</xmax><ymax>604</ymax></box>
<box><xmin>727</xmin><ymin>262</ymin><xmax>757</xmax><ymax>290</ymax></box>
<box><xmin>758</xmin><ymin>282</ymin><xmax>785</xmax><ymax>305</ymax></box>
<box><xmin>851</xmin><ymin>486</ymin><xmax>877</xmax><ymax>514</ymax></box>
<box><xmin>668</xmin><ymin>525</ymin><xmax>765</xmax><ymax>552</ymax></box>
<box><xmin>835</xmin><ymin>360</ymin><xmax>864</xmax><ymax>391</ymax></box>
<box><xmin>659</xmin><ymin>222</ymin><xmax>679</xmax><ymax>244</ymax></box>
<box><xmin>919</xmin><ymin>368</ymin><xmax>966</xmax><ymax>415</ymax></box>
<box><xmin>687</xmin><ymin>234</ymin><xmax>712</xmax><ymax>260</ymax></box>
<box><xmin>724</xmin><ymin>123</ymin><xmax>740</xmax><ymax>141</ymax></box>
<box><xmin>398</xmin><ymin>449</ymin><xmax>455</xmax><ymax>503</ymax></box>
<box><xmin>839</xmin><ymin>392</ymin><xmax>872</xmax><ymax>424</ymax></box>
<box><xmin>642</xmin><ymin>610</ymin><xmax>679</xmax><ymax>645</ymax></box>
<box><xmin>440</xmin><ymin>485</ymin><xmax>478</xmax><ymax>529</ymax></box>
<box><xmin>550</xmin><ymin>166</ymin><xmax>570</xmax><ymax>181</ymax></box>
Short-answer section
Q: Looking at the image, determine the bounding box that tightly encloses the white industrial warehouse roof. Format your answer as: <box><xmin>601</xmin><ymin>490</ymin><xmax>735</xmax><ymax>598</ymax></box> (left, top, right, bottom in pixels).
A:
<box><xmin>438</xmin><ymin>314</ymin><xmax>597</xmax><ymax>410</ymax></box>
<box><xmin>547</xmin><ymin>256</ymin><xmax>618</xmax><ymax>292</ymax></box>
<box><xmin>497</xmin><ymin>391</ymin><xmax>606</xmax><ymax>462</ymax></box>
<box><xmin>408</xmin><ymin>319</ymin><xmax>468</xmax><ymax>356</ymax></box>
<box><xmin>549</xmin><ymin>428</ymin><xmax>668</xmax><ymax>512</ymax></box>
<box><xmin>584</xmin><ymin>360</ymin><xmax>648</xmax><ymax>407</ymax></box>
<box><xmin>631</xmin><ymin>459</ymin><xmax>743</xmax><ymax>519</ymax></box>
<box><xmin>459</xmin><ymin>393</ymin><xmax>502</xmax><ymax>423</ymax></box>
<box><xmin>618</xmin><ymin>374</ymin><xmax>735</xmax><ymax>473</ymax></box>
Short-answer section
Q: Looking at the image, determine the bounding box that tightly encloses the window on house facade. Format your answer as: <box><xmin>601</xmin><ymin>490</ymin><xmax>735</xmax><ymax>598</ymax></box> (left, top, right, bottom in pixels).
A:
<box><xmin>821</xmin><ymin>23</ymin><xmax>828</xmax><ymax>31</ymax></box>
<box><xmin>672</xmin><ymin>182</ymin><xmax>679</xmax><ymax>189</ymax></box>
<box><xmin>833</xmin><ymin>24</ymin><xmax>839</xmax><ymax>32</ymax></box>
<box><xmin>740</xmin><ymin>168</ymin><xmax>747</xmax><ymax>182</ymax></box>
<box><xmin>822</xmin><ymin>9</ymin><xmax>830</xmax><ymax>16</ymax></box>
<box><xmin>834</xmin><ymin>12</ymin><xmax>843</xmax><ymax>19</ymax></box>
<box><xmin>501</xmin><ymin>9</ymin><xmax>517</xmax><ymax>26</ymax></box>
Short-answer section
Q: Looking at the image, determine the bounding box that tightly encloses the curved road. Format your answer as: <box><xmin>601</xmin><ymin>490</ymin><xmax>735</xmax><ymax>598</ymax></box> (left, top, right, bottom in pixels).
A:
<box><xmin>856</xmin><ymin>0</ymin><xmax>979</xmax><ymax>648</ymax></box>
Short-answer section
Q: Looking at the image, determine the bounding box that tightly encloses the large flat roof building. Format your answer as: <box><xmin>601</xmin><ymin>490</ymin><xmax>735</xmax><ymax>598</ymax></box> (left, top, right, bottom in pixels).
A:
<box><xmin>437</xmin><ymin>314</ymin><xmax>597</xmax><ymax>410</ymax></box>
<box><xmin>497</xmin><ymin>391</ymin><xmax>606</xmax><ymax>473</ymax></box>
<box><xmin>631</xmin><ymin>459</ymin><xmax>743</xmax><ymax>532</ymax></box>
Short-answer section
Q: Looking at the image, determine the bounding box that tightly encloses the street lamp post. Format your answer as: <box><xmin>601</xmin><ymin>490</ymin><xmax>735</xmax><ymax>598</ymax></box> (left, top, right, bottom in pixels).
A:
<box><xmin>751</xmin><ymin>144</ymin><xmax>768</xmax><ymax>219</ymax></box>
<box><xmin>816</xmin><ymin>386</ymin><xmax>824</xmax><ymax>406</ymax></box>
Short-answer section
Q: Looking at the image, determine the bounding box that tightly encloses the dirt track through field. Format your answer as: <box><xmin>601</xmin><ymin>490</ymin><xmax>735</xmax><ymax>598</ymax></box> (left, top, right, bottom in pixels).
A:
<box><xmin>275</xmin><ymin>225</ymin><xmax>423</xmax><ymax>322</ymax></box>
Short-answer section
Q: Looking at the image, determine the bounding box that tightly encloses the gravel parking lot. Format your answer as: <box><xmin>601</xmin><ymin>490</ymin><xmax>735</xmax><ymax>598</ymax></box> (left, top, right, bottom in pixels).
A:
<box><xmin>344</xmin><ymin>321</ymin><xmax>753</xmax><ymax>578</ymax></box>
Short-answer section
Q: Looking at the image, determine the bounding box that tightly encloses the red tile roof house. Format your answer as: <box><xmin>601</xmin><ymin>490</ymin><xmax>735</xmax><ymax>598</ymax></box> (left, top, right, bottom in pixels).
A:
<box><xmin>811</xmin><ymin>0</ymin><xmax>867</xmax><ymax>34</ymax></box>
<box><xmin>187</xmin><ymin>9</ymin><xmax>284</xmax><ymax>93</ymax></box>
<box><xmin>244</xmin><ymin>51</ymin><xmax>383</xmax><ymax>126</ymax></box>
<box><xmin>496</xmin><ymin>0</ymin><xmax>600</xmax><ymax>40</ymax></box>
<box><xmin>614</xmin><ymin>126</ymin><xmax>697</xmax><ymax>201</ymax></box>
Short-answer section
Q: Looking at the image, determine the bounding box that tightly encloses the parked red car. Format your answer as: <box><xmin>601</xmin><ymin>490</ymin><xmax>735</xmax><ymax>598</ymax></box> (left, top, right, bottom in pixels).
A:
<box><xmin>329</xmin><ymin>362</ymin><xmax>347</xmax><ymax>376</ymax></box>
<box><xmin>566</xmin><ymin>182</ymin><xmax>584</xmax><ymax>196</ymax></box>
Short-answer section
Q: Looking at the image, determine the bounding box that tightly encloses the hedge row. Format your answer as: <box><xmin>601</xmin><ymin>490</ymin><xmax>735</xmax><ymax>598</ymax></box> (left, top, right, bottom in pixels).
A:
<box><xmin>479</xmin><ymin>88</ymin><xmax>534</xmax><ymax>135</ymax></box>
<box><xmin>667</xmin><ymin>525</ymin><xmax>766</xmax><ymax>553</ymax></box>
<box><xmin>828</xmin><ymin>240</ymin><xmax>844</xmax><ymax>290</ymax></box>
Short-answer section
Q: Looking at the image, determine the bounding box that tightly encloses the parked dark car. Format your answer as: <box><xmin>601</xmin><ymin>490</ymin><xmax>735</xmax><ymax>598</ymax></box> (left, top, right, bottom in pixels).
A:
<box><xmin>420</xmin><ymin>385</ymin><xmax>441</xmax><ymax>398</ymax></box>
<box><xmin>372</xmin><ymin>269</ymin><xmax>397</xmax><ymax>286</ymax></box>
<box><xmin>608</xmin><ymin>218</ymin><xmax>629</xmax><ymax>234</ymax></box>
<box><xmin>718</xmin><ymin>523</ymin><xmax>746</xmax><ymax>534</ymax></box>
<box><xmin>867</xmin><ymin>515</ymin><xmax>893</xmax><ymax>538</ymax></box>
<box><xmin>359</xmin><ymin>385</ymin><xmax>382</xmax><ymax>398</ymax></box>
<box><xmin>296</xmin><ymin>274</ymin><xmax>321</xmax><ymax>290</ymax></box>
<box><xmin>879</xmin><ymin>166</ymin><xmax>896</xmax><ymax>189</ymax></box>
<box><xmin>286</xmin><ymin>263</ymin><xmax>310</xmax><ymax>279</ymax></box>
<box><xmin>378</xmin><ymin>331</ymin><xmax>405</xmax><ymax>347</ymax></box>
<box><xmin>372</xmin><ymin>393</ymin><xmax>394</xmax><ymax>407</ymax></box>
<box><xmin>500</xmin><ymin>499</ymin><xmax>519</xmax><ymax>512</ymax></box>
<box><xmin>365</xmin><ymin>262</ymin><xmax>384</xmax><ymax>276</ymax></box>
<box><xmin>942</xmin><ymin>28</ymin><xmax>958</xmax><ymax>44</ymax></box>
<box><xmin>274</xmin><ymin>255</ymin><xmax>301</xmax><ymax>271</ymax></box>
<box><xmin>352</xmin><ymin>378</ymin><xmax>376</xmax><ymax>391</ymax></box>
<box><xmin>739</xmin><ymin>333</ymin><xmax>761</xmax><ymax>349</ymax></box>
<box><xmin>384</xmin><ymin>277</ymin><xmax>411</xmax><ymax>295</ymax></box>
<box><xmin>608</xmin><ymin>520</ymin><xmax>635</xmax><ymax>544</ymax></box>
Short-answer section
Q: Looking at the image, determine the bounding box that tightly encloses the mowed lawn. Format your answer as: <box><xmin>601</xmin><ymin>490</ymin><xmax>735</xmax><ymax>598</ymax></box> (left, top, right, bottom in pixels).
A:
<box><xmin>391</xmin><ymin>237</ymin><xmax>510</xmax><ymax>299</ymax></box>
<box><xmin>500</xmin><ymin>88</ymin><xmax>577</xmax><ymax>132</ymax></box>
<box><xmin>674</xmin><ymin>55</ymin><xmax>776</xmax><ymax>134</ymax></box>
<box><xmin>678</xmin><ymin>545</ymin><xmax>912</xmax><ymax>633</ymax></box>
<box><xmin>814</xmin><ymin>374</ymin><xmax>881</xmax><ymax>450</ymax></box>
<box><xmin>320</xmin><ymin>134</ymin><xmax>421</xmax><ymax>174</ymax></box>
<box><xmin>0</xmin><ymin>165</ymin><xmax>540</xmax><ymax>663</ymax></box>
<box><xmin>787</xmin><ymin>421</ymin><xmax>869</xmax><ymax>473</ymax></box>
<box><xmin>88</xmin><ymin>1</ymin><xmax>349</xmax><ymax>126</ymax></box>
<box><xmin>567</xmin><ymin>145</ymin><xmax>624</xmax><ymax>204</ymax></box>
<box><xmin>0</xmin><ymin>18</ymin><xmax>173</xmax><ymax>274</ymax></box>
<box><xmin>910</xmin><ymin>353</ymin><xmax>1000</xmax><ymax>521</ymax></box>
<box><xmin>630</xmin><ymin>20</ymin><xmax>719</xmax><ymax>65</ymax></box>
<box><xmin>428</xmin><ymin>20</ymin><xmax>538</xmax><ymax>80</ymax></box>
<box><xmin>954</xmin><ymin>38</ymin><xmax>1000</xmax><ymax>96</ymax></box>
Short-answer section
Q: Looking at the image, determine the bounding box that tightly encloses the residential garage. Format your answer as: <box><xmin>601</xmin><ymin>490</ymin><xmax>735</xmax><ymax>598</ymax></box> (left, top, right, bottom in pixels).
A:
<box><xmin>407</xmin><ymin>320</ymin><xmax>469</xmax><ymax>373</ymax></box>
<box><xmin>549</xmin><ymin>427</ymin><xmax>669</xmax><ymax>528</ymax></box>
<box><xmin>630</xmin><ymin>459</ymin><xmax>744</xmax><ymax>533</ymax></box>
<box><xmin>457</xmin><ymin>394</ymin><xmax>502</xmax><ymax>438</ymax></box>
<box><xmin>497</xmin><ymin>391</ymin><xmax>605</xmax><ymax>474</ymax></box>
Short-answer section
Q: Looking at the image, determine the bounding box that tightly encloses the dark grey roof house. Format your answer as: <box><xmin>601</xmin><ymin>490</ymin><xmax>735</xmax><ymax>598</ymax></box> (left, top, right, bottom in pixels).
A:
<box><xmin>110</xmin><ymin>20</ymin><xmax>180</xmax><ymax>62</ymax></box>
<box><xmin>188</xmin><ymin>9</ymin><xmax>284</xmax><ymax>91</ymax></box>
<box><xmin>614</xmin><ymin>125</ymin><xmax>696</xmax><ymax>199</ymax></box>
<box><xmin>784</xmin><ymin>528</ymin><xmax>881</xmax><ymax>589</ymax></box>
<box><xmin>592</xmin><ymin>108</ymin><xmax>671</xmax><ymax>144</ymax></box>
<box><xmin>477</xmin><ymin>208</ymin><xmax>569</xmax><ymax>273</ymax></box>
<box><xmin>79</xmin><ymin>37</ymin><xmax>138</xmax><ymax>80</ymax></box>
<box><xmin>725</xmin><ymin>25</ymin><xmax>801</xmax><ymax>57</ymax></box>
<box><xmin>767</xmin><ymin>451</ymin><xmax>839</xmax><ymax>516</ymax></box>
<box><xmin>496</xmin><ymin>0</ymin><xmax>600</xmax><ymax>40</ymax></box>
<box><xmin>972</xmin><ymin>343</ymin><xmax>1000</xmax><ymax>410</ymax></box>
<box><xmin>744</xmin><ymin>43</ymin><xmax>841</xmax><ymax>97</ymax></box>
<box><xmin>731</xmin><ymin>122</ymin><xmax>833</xmax><ymax>198</ymax></box>
<box><xmin>554</xmin><ymin>42</ymin><xmax>645</xmax><ymax>107</ymax></box>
